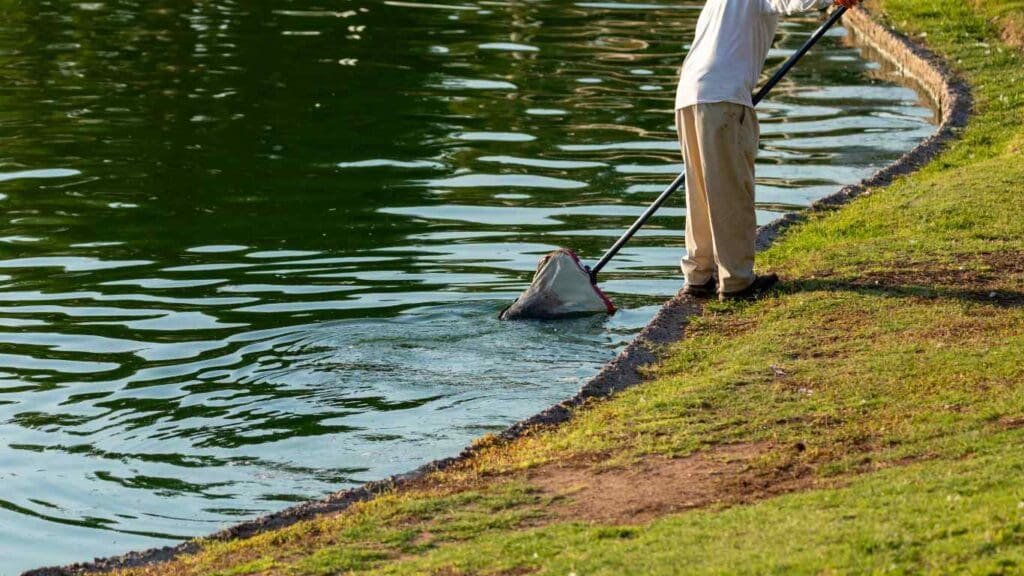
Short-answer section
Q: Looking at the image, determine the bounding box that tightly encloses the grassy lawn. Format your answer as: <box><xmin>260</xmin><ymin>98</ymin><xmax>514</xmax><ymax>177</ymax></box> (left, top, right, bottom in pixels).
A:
<box><xmin>98</xmin><ymin>0</ymin><xmax>1024</xmax><ymax>574</ymax></box>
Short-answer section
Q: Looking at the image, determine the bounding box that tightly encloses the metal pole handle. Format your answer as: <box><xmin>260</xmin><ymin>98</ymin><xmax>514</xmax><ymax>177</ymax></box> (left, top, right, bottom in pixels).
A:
<box><xmin>588</xmin><ymin>6</ymin><xmax>848</xmax><ymax>283</ymax></box>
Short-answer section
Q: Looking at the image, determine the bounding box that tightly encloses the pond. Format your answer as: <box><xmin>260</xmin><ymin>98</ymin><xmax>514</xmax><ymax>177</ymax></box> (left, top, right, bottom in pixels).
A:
<box><xmin>0</xmin><ymin>1</ymin><xmax>935</xmax><ymax>572</ymax></box>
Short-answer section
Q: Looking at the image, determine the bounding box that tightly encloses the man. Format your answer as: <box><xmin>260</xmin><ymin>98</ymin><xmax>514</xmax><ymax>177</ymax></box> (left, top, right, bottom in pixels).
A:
<box><xmin>676</xmin><ymin>0</ymin><xmax>861</xmax><ymax>301</ymax></box>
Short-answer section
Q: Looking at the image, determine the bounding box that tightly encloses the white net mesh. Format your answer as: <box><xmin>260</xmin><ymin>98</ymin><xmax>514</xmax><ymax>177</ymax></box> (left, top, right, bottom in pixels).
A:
<box><xmin>500</xmin><ymin>249</ymin><xmax>616</xmax><ymax>320</ymax></box>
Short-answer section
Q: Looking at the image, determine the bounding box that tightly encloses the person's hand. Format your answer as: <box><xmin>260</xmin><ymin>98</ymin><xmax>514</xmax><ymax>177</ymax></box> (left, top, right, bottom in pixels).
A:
<box><xmin>834</xmin><ymin>0</ymin><xmax>862</xmax><ymax>7</ymax></box>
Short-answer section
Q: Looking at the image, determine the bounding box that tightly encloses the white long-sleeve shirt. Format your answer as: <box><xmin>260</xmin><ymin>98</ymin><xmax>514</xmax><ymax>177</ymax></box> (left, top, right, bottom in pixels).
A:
<box><xmin>675</xmin><ymin>0</ymin><xmax>833</xmax><ymax>110</ymax></box>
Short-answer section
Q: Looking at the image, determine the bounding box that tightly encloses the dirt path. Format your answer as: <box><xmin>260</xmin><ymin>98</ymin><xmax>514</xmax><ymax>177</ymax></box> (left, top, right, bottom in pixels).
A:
<box><xmin>526</xmin><ymin>443</ymin><xmax>821</xmax><ymax>524</ymax></box>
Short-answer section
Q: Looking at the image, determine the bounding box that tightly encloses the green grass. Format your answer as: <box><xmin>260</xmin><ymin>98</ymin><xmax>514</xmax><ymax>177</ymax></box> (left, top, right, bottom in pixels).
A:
<box><xmin>379</xmin><ymin>439</ymin><xmax>1024</xmax><ymax>575</ymax></box>
<box><xmin>102</xmin><ymin>1</ymin><xmax>1024</xmax><ymax>574</ymax></box>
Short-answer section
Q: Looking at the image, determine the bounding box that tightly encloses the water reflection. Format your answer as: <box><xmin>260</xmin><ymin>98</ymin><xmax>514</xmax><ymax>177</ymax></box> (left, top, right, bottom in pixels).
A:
<box><xmin>0</xmin><ymin>0</ymin><xmax>933</xmax><ymax>571</ymax></box>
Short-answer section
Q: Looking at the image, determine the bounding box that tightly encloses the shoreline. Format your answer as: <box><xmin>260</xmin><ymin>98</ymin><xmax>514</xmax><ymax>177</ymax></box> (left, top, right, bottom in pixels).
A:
<box><xmin>22</xmin><ymin>6</ymin><xmax>972</xmax><ymax>576</ymax></box>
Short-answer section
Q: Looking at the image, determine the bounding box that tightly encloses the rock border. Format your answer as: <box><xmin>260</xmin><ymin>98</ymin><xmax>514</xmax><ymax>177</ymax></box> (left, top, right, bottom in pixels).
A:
<box><xmin>23</xmin><ymin>7</ymin><xmax>972</xmax><ymax>576</ymax></box>
<box><xmin>757</xmin><ymin>7</ymin><xmax>971</xmax><ymax>250</ymax></box>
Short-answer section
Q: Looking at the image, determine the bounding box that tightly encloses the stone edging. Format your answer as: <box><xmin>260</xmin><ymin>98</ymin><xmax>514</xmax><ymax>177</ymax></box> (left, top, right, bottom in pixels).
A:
<box><xmin>23</xmin><ymin>7</ymin><xmax>972</xmax><ymax>576</ymax></box>
<box><xmin>756</xmin><ymin>7</ymin><xmax>971</xmax><ymax>249</ymax></box>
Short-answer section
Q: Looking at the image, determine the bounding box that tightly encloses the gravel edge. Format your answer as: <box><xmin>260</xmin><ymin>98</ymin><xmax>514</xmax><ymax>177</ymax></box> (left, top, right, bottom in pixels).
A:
<box><xmin>22</xmin><ymin>7</ymin><xmax>972</xmax><ymax>576</ymax></box>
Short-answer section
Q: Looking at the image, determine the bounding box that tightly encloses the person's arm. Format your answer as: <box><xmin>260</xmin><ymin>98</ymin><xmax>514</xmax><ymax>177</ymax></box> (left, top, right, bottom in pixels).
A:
<box><xmin>760</xmin><ymin>0</ymin><xmax>859</xmax><ymax>15</ymax></box>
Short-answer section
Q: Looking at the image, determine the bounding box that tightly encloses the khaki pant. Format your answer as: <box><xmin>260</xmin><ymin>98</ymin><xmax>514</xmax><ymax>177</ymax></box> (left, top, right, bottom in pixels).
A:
<box><xmin>676</xmin><ymin>102</ymin><xmax>759</xmax><ymax>294</ymax></box>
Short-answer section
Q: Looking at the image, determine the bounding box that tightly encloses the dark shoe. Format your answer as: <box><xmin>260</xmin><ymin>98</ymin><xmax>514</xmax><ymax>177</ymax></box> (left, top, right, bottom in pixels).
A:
<box><xmin>719</xmin><ymin>273</ymin><xmax>779</xmax><ymax>302</ymax></box>
<box><xmin>683</xmin><ymin>277</ymin><xmax>717</xmax><ymax>297</ymax></box>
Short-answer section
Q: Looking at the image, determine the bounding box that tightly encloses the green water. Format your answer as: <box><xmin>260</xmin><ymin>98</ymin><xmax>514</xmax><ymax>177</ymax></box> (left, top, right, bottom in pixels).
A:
<box><xmin>0</xmin><ymin>1</ymin><xmax>934</xmax><ymax>572</ymax></box>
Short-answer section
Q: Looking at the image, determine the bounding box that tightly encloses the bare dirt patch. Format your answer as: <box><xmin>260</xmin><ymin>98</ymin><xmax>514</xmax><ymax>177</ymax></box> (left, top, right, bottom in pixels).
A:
<box><xmin>525</xmin><ymin>443</ymin><xmax>818</xmax><ymax>524</ymax></box>
<box><xmin>999</xmin><ymin>416</ymin><xmax>1024</xmax><ymax>430</ymax></box>
<box><xmin>858</xmin><ymin>251</ymin><xmax>1024</xmax><ymax>287</ymax></box>
<box><xmin>971</xmin><ymin>1</ymin><xmax>1024</xmax><ymax>49</ymax></box>
<box><xmin>432</xmin><ymin>567</ymin><xmax>535</xmax><ymax>576</ymax></box>
<box><xmin>991</xmin><ymin>9</ymin><xmax>1024</xmax><ymax>50</ymax></box>
<box><xmin>810</xmin><ymin>251</ymin><xmax>1024</xmax><ymax>306</ymax></box>
<box><xmin>1002</xmin><ymin>19</ymin><xmax>1024</xmax><ymax>48</ymax></box>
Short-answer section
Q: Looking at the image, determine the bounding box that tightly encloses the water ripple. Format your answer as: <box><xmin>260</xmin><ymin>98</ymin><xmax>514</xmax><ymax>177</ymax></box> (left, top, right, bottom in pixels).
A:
<box><xmin>0</xmin><ymin>0</ymin><xmax>935</xmax><ymax>571</ymax></box>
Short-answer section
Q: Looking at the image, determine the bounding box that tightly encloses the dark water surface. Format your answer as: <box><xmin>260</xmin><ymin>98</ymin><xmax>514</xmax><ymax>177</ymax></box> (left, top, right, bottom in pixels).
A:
<box><xmin>0</xmin><ymin>0</ymin><xmax>933</xmax><ymax>571</ymax></box>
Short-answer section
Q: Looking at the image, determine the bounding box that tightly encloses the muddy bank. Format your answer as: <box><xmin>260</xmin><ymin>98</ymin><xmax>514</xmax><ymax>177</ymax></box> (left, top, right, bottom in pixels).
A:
<box><xmin>23</xmin><ymin>7</ymin><xmax>971</xmax><ymax>576</ymax></box>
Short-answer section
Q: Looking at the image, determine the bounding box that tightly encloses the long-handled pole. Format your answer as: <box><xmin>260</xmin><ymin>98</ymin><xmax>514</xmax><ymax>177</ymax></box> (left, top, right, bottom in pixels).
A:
<box><xmin>587</xmin><ymin>6</ymin><xmax>848</xmax><ymax>283</ymax></box>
